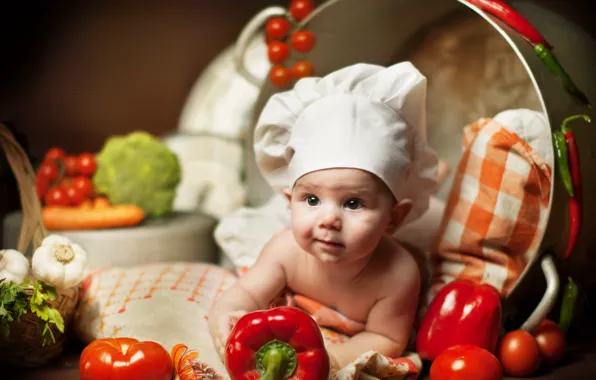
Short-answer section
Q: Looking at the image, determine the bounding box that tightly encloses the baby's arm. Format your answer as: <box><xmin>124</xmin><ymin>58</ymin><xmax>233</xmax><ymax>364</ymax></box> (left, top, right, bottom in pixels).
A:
<box><xmin>328</xmin><ymin>254</ymin><xmax>421</xmax><ymax>368</ymax></box>
<box><xmin>208</xmin><ymin>233</ymin><xmax>289</xmax><ymax>349</ymax></box>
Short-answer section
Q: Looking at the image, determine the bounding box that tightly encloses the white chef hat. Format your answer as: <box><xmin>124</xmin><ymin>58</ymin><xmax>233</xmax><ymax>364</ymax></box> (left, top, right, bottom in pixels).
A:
<box><xmin>254</xmin><ymin>62</ymin><xmax>438</xmax><ymax>225</ymax></box>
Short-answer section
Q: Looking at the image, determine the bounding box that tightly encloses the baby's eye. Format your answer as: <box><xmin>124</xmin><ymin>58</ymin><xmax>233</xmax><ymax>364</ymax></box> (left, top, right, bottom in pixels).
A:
<box><xmin>306</xmin><ymin>195</ymin><xmax>320</xmax><ymax>206</ymax></box>
<box><xmin>344</xmin><ymin>199</ymin><xmax>363</xmax><ymax>210</ymax></box>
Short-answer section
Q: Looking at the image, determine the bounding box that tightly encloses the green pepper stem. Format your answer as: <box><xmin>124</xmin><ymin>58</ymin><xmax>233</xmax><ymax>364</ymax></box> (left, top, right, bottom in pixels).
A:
<box><xmin>260</xmin><ymin>347</ymin><xmax>288</xmax><ymax>380</ymax></box>
<box><xmin>561</xmin><ymin>114</ymin><xmax>592</xmax><ymax>133</ymax></box>
<box><xmin>257</xmin><ymin>340</ymin><xmax>297</xmax><ymax>380</ymax></box>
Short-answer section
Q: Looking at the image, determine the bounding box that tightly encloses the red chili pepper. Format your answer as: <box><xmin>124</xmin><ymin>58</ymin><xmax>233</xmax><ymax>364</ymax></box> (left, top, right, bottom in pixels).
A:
<box><xmin>225</xmin><ymin>306</ymin><xmax>330</xmax><ymax>380</ymax></box>
<box><xmin>561</xmin><ymin>114</ymin><xmax>591</xmax><ymax>260</ymax></box>
<box><xmin>416</xmin><ymin>279</ymin><xmax>502</xmax><ymax>361</ymax></box>
<box><xmin>466</xmin><ymin>0</ymin><xmax>552</xmax><ymax>49</ymax></box>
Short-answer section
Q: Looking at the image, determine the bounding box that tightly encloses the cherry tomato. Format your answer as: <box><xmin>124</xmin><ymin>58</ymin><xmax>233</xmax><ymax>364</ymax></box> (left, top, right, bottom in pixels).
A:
<box><xmin>77</xmin><ymin>153</ymin><xmax>97</xmax><ymax>176</ymax></box>
<box><xmin>37</xmin><ymin>162</ymin><xmax>60</xmax><ymax>182</ymax></box>
<box><xmin>268</xmin><ymin>41</ymin><xmax>290</xmax><ymax>64</ymax></box>
<box><xmin>533</xmin><ymin>319</ymin><xmax>566</xmax><ymax>364</ymax></box>
<box><xmin>65</xmin><ymin>186</ymin><xmax>86</xmax><ymax>206</ymax></box>
<box><xmin>44</xmin><ymin>187</ymin><xmax>70</xmax><ymax>206</ymax></box>
<box><xmin>291</xmin><ymin>30</ymin><xmax>316</xmax><ymax>53</ymax></box>
<box><xmin>73</xmin><ymin>176</ymin><xmax>94</xmax><ymax>198</ymax></box>
<box><xmin>270</xmin><ymin>66</ymin><xmax>293</xmax><ymax>88</ymax></box>
<box><xmin>64</xmin><ymin>156</ymin><xmax>79</xmax><ymax>176</ymax></box>
<box><xmin>44</xmin><ymin>147</ymin><xmax>66</xmax><ymax>163</ymax></box>
<box><xmin>292</xmin><ymin>60</ymin><xmax>315</xmax><ymax>79</ymax></box>
<box><xmin>59</xmin><ymin>177</ymin><xmax>74</xmax><ymax>188</ymax></box>
<box><xmin>36</xmin><ymin>176</ymin><xmax>49</xmax><ymax>201</ymax></box>
<box><xmin>79</xmin><ymin>337</ymin><xmax>173</xmax><ymax>380</ymax></box>
<box><xmin>265</xmin><ymin>17</ymin><xmax>290</xmax><ymax>40</ymax></box>
<box><xmin>430</xmin><ymin>345</ymin><xmax>502</xmax><ymax>380</ymax></box>
<box><xmin>497</xmin><ymin>330</ymin><xmax>541</xmax><ymax>377</ymax></box>
<box><xmin>290</xmin><ymin>0</ymin><xmax>314</xmax><ymax>21</ymax></box>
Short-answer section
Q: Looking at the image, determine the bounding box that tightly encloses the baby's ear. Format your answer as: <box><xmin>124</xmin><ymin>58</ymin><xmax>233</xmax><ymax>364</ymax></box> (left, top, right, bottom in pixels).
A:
<box><xmin>282</xmin><ymin>188</ymin><xmax>292</xmax><ymax>202</ymax></box>
<box><xmin>386</xmin><ymin>199</ymin><xmax>412</xmax><ymax>235</ymax></box>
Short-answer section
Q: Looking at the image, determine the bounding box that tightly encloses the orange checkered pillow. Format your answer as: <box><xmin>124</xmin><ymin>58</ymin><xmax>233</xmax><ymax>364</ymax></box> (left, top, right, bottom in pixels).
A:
<box><xmin>429</xmin><ymin>114</ymin><xmax>552</xmax><ymax>300</ymax></box>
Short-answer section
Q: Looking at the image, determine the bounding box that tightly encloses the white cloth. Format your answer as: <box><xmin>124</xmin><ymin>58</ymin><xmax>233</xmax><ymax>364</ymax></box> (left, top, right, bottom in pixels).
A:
<box><xmin>493</xmin><ymin>108</ymin><xmax>553</xmax><ymax>165</ymax></box>
<box><xmin>254</xmin><ymin>62</ymin><xmax>438</xmax><ymax>225</ymax></box>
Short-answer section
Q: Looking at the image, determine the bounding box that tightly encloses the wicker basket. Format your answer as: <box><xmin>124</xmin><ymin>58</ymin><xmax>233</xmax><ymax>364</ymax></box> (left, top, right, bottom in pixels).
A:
<box><xmin>0</xmin><ymin>122</ymin><xmax>80</xmax><ymax>368</ymax></box>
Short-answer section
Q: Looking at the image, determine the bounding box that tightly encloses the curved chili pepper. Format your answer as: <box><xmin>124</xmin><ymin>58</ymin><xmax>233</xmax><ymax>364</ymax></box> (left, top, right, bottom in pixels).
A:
<box><xmin>558</xmin><ymin>276</ymin><xmax>579</xmax><ymax>332</ymax></box>
<box><xmin>552</xmin><ymin>131</ymin><xmax>573</xmax><ymax>197</ymax></box>
<box><xmin>561</xmin><ymin>114</ymin><xmax>591</xmax><ymax>260</ymax></box>
<box><xmin>466</xmin><ymin>0</ymin><xmax>551</xmax><ymax>49</ymax></box>
<box><xmin>535</xmin><ymin>44</ymin><xmax>591</xmax><ymax>107</ymax></box>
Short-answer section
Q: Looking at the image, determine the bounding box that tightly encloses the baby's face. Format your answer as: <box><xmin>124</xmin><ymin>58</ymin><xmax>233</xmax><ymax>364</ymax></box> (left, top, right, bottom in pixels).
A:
<box><xmin>285</xmin><ymin>168</ymin><xmax>398</xmax><ymax>264</ymax></box>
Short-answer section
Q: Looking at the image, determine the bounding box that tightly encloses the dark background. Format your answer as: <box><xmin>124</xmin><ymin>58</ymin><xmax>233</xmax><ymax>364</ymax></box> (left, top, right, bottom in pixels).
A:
<box><xmin>0</xmin><ymin>0</ymin><xmax>593</xmax><ymax>256</ymax></box>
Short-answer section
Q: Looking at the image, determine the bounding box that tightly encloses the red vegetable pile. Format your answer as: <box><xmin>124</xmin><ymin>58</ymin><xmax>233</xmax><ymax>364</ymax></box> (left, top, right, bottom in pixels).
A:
<box><xmin>36</xmin><ymin>147</ymin><xmax>97</xmax><ymax>207</ymax></box>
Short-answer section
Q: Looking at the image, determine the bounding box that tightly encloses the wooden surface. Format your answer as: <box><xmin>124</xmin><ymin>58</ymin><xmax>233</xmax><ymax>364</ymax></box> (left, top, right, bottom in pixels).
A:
<box><xmin>7</xmin><ymin>317</ymin><xmax>596</xmax><ymax>380</ymax></box>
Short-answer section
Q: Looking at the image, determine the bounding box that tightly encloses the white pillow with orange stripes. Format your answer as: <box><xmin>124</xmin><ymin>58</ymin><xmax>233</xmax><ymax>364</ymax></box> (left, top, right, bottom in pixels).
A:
<box><xmin>429</xmin><ymin>109</ymin><xmax>553</xmax><ymax>301</ymax></box>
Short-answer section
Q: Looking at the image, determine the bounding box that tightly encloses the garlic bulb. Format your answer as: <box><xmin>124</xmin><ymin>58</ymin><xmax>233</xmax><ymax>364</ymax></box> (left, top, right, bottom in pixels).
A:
<box><xmin>31</xmin><ymin>235</ymin><xmax>88</xmax><ymax>289</ymax></box>
<box><xmin>0</xmin><ymin>249</ymin><xmax>30</xmax><ymax>284</ymax></box>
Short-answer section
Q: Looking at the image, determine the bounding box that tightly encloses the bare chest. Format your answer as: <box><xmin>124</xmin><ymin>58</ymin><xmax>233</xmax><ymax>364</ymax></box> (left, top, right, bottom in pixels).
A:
<box><xmin>285</xmin><ymin>264</ymin><xmax>380</xmax><ymax>323</ymax></box>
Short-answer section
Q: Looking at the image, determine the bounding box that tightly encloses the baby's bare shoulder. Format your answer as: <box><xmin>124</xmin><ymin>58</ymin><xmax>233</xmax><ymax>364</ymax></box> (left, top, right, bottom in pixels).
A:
<box><xmin>377</xmin><ymin>238</ymin><xmax>420</xmax><ymax>291</ymax></box>
<box><xmin>260</xmin><ymin>228</ymin><xmax>299</xmax><ymax>264</ymax></box>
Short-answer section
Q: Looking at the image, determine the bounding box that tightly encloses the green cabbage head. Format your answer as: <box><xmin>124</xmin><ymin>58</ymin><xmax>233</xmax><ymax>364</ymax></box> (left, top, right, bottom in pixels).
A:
<box><xmin>93</xmin><ymin>131</ymin><xmax>181</xmax><ymax>217</ymax></box>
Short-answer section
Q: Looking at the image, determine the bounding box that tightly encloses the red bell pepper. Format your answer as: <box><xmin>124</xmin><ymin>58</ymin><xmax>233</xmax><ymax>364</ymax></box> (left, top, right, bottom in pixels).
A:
<box><xmin>225</xmin><ymin>306</ymin><xmax>330</xmax><ymax>380</ymax></box>
<box><xmin>416</xmin><ymin>279</ymin><xmax>502</xmax><ymax>361</ymax></box>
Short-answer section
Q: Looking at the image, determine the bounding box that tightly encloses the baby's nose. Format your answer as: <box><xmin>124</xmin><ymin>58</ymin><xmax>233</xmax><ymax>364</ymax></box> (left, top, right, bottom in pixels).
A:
<box><xmin>318</xmin><ymin>210</ymin><xmax>342</xmax><ymax>230</ymax></box>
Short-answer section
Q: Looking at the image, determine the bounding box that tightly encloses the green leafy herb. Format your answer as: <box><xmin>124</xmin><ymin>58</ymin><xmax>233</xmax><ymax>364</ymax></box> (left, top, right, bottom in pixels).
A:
<box><xmin>0</xmin><ymin>279</ymin><xmax>29</xmax><ymax>339</ymax></box>
<box><xmin>0</xmin><ymin>279</ymin><xmax>65</xmax><ymax>346</ymax></box>
<box><xmin>28</xmin><ymin>281</ymin><xmax>65</xmax><ymax>346</ymax></box>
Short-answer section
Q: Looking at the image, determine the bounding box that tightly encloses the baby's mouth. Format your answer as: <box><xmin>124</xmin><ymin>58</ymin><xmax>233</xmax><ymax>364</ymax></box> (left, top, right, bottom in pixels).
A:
<box><xmin>315</xmin><ymin>239</ymin><xmax>345</xmax><ymax>248</ymax></box>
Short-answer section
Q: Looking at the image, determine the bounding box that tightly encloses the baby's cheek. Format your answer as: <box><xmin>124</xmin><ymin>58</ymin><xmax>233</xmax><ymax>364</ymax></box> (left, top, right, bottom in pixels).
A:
<box><xmin>347</xmin><ymin>216</ymin><xmax>385</xmax><ymax>244</ymax></box>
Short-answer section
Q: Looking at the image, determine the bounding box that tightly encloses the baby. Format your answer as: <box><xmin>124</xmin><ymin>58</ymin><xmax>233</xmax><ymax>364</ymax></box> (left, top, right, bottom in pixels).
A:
<box><xmin>208</xmin><ymin>62</ymin><xmax>438</xmax><ymax>370</ymax></box>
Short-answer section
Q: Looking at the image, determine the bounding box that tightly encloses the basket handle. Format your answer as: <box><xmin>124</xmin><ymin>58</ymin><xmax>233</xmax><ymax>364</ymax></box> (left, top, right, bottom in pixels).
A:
<box><xmin>0</xmin><ymin>122</ymin><xmax>47</xmax><ymax>255</ymax></box>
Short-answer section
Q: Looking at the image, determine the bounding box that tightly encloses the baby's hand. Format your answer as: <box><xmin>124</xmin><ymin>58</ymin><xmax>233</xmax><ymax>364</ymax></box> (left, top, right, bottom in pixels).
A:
<box><xmin>213</xmin><ymin>310</ymin><xmax>248</xmax><ymax>360</ymax></box>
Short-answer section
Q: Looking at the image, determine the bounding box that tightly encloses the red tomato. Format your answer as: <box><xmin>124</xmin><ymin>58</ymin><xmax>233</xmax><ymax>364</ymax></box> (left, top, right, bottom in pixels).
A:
<box><xmin>64</xmin><ymin>156</ymin><xmax>79</xmax><ymax>176</ymax></box>
<box><xmin>290</xmin><ymin>0</ymin><xmax>314</xmax><ymax>21</ymax></box>
<box><xmin>265</xmin><ymin>17</ymin><xmax>290</xmax><ymax>40</ymax></box>
<box><xmin>44</xmin><ymin>147</ymin><xmax>66</xmax><ymax>163</ymax></box>
<box><xmin>45</xmin><ymin>187</ymin><xmax>70</xmax><ymax>206</ymax></box>
<box><xmin>430</xmin><ymin>345</ymin><xmax>502</xmax><ymax>380</ymax></box>
<box><xmin>37</xmin><ymin>162</ymin><xmax>60</xmax><ymax>182</ymax></box>
<box><xmin>59</xmin><ymin>177</ymin><xmax>74</xmax><ymax>188</ymax></box>
<box><xmin>292</xmin><ymin>60</ymin><xmax>315</xmax><ymax>79</ymax></box>
<box><xmin>65</xmin><ymin>186</ymin><xmax>86</xmax><ymax>206</ymax></box>
<box><xmin>533</xmin><ymin>319</ymin><xmax>566</xmax><ymax>364</ymax></box>
<box><xmin>73</xmin><ymin>176</ymin><xmax>94</xmax><ymax>198</ymax></box>
<box><xmin>270</xmin><ymin>66</ymin><xmax>292</xmax><ymax>88</ymax></box>
<box><xmin>291</xmin><ymin>30</ymin><xmax>316</xmax><ymax>53</ymax></box>
<box><xmin>36</xmin><ymin>176</ymin><xmax>49</xmax><ymax>201</ymax></box>
<box><xmin>268</xmin><ymin>41</ymin><xmax>290</xmax><ymax>64</ymax></box>
<box><xmin>79</xmin><ymin>337</ymin><xmax>173</xmax><ymax>380</ymax></box>
<box><xmin>497</xmin><ymin>330</ymin><xmax>541</xmax><ymax>377</ymax></box>
<box><xmin>77</xmin><ymin>153</ymin><xmax>97</xmax><ymax>176</ymax></box>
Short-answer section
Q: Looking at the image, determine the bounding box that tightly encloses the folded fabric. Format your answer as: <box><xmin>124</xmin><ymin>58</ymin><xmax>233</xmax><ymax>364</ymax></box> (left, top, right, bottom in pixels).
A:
<box><xmin>429</xmin><ymin>109</ymin><xmax>552</xmax><ymax>301</ymax></box>
<box><xmin>74</xmin><ymin>262</ymin><xmax>420</xmax><ymax>380</ymax></box>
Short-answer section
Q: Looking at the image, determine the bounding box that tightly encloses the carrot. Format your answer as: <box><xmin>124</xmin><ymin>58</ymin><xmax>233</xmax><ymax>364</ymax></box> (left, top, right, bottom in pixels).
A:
<box><xmin>78</xmin><ymin>199</ymin><xmax>93</xmax><ymax>209</ymax></box>
<box><xmin>93</xmin><ymin>197</ymin><xmax>110</xmax><ymax>209</ymax></box>
<box><xmin>42</xmin><ymin>204</ymin><xmax>145</xmax><ymax>231</ymax></box>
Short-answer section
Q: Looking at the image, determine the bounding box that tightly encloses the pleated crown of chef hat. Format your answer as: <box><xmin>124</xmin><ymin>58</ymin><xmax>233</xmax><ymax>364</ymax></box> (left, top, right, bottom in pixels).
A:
<box><xmin>254</xmin><ymin>62</ymin><xmax>438</xmax><ymax>225</ymax></box>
